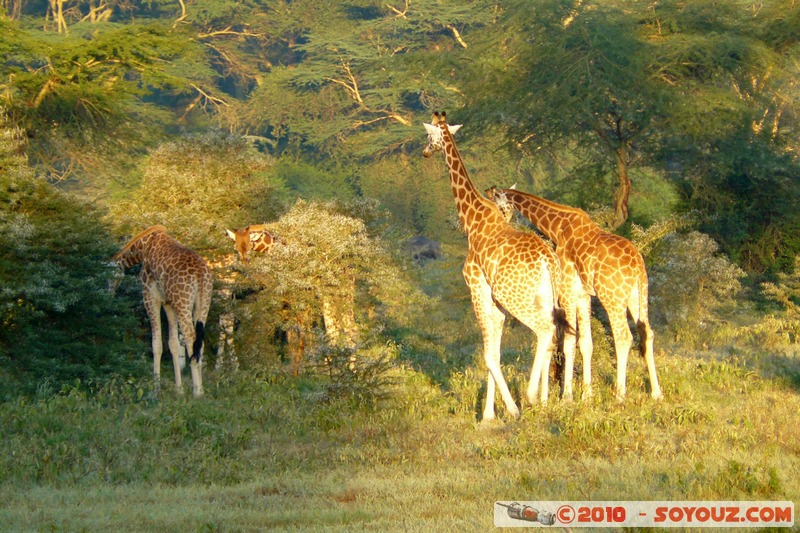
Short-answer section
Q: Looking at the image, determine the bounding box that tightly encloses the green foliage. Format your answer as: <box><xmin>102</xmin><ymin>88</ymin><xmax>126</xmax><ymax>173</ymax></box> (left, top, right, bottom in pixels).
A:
<box><xmin>235</xmin><ymin>199</ymin><xmax>429</xmax><ymax>369</ymax></box>
<box><xmin>111</xmin><ymin>132</ymin><xmax>279</xmax><ymax>250</ymax></box>
<box><xmin>648</xmin><ymin>231</ymin><xmax>745</xmax><ymax>340</ymax></box>
<box><xmin>1</xmin><ymin>16</ymin><xmax>212</xmax><ymax>184</ymax></box>
<box><xmin>0</xmin><ymin>121</ymin><xmax>147</xmax><ymax>398</ymax></box>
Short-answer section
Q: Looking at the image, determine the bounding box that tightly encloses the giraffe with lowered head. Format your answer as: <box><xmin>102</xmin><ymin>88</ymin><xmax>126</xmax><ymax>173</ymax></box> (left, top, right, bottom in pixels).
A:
<box><xmin>423</xmin><ymin>112</ymin><xmax>574</xmax><ymax>420</ymax></box>
<box><xmin>486</xmin><ymin>185</ymin><xmax>663</xmax><ymax>402</ymax></box>
<box><xmin>114</xmin><ymin>225</ymin><xmax>213</xmax><ymax>397</ymax></box>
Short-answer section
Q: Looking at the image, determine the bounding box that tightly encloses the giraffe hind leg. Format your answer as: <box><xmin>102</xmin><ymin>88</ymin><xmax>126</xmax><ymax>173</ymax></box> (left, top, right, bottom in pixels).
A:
<box><xmin>636</xmin><ymin>319</ymin><xmax>662</xmax><ymax>400</ymax></box>
<box><xmin>163</xmin><ymin>305</ymin><xmax>186</xmax><ymax>396</ymax></box>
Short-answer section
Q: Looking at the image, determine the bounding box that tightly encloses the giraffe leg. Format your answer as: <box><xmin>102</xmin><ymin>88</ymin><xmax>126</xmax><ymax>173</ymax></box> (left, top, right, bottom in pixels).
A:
<box><xmin>557</xmin><ymin>263</ymin><xmax>579</xmax><ymax>402</ymax></box>
<box><xmin>627</xmin><ymin>292</ymin><xmax>663</xmax><ymax>400</ymax></box>
<box><xmin>577</xmin><ymin>292</ymin><xmax>594</xmax><ymax>400</ymax></box>
<box><xmin>607</xmin><ymin>309</ymin><xmax>633</xmax><ymax>402</ymax></box>
<box><xmin>464</xmin><ymin>263</ymin><xmax>517</xmax><ymax>420</ymax></box>
<box><xmin>538</xmin><ymin>334</ymin><xmax>553</xmax><ymax>404</ymax></box>
<box><xmin>163</xmin><ymin>305</ymin><xmax>186</xmax><ymax>396</ymax></box>
<box><xmin>142</xmin><ymin>289</ymin><xmax>164</xmax><ymax>396</ymax></box>
<box><xmin>526</xmin><ymin>321</ymin><xmax>556</xmax><ymax>406</ymax></box>
<box><xmin>638</xmin><ymin>318</ymin><xmax>662</xmax><ymax>400</ymax></box>
<box><xmin>173</xmin><ymin>306</ymin><xmax>204</xmax><ymax>398</ymax></box>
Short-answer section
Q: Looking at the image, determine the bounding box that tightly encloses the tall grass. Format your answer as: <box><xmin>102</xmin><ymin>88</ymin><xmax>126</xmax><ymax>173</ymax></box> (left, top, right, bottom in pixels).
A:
<box><xmin>1</xmin><ymin>325</ymin><xmax>799</xmax><ymax>531</ymax></box>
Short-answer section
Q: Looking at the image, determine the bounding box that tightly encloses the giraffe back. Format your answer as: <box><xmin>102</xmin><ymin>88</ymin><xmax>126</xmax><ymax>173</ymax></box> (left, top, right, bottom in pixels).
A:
<box><xmin>116</xmin><ymin>226</ymin><xmax>212</xmax><ymax>323</ymax></box>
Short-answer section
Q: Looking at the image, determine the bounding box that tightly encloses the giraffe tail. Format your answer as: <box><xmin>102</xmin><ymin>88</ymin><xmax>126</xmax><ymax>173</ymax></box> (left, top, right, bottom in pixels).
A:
<box><xmin>635</xmin><ymin>267</ymin><xmax>650</xmax><ymax>359</ymax></box>
<box><xmin>191</xmin><ymin>321</ymin><xmax>205</xmax><ymax>363</ymax></box>
<box><xmin>552</xmin><ymin>307</ymin><xmax>573</xmax><ymax>350</ymax></box>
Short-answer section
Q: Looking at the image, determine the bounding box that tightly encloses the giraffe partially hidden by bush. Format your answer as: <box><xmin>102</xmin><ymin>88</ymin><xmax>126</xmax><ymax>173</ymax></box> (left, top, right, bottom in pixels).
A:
<box><xmin>423</xmin><ymin>112</ymin><xmax>574</xmax><ymax>420</ymax></box>
<box><xmin>225</xmin><ymin>224</ymin><xmax>357</xmax><ymax>376</ymax></box>
<box><xmin>114</xmin><ymin>225</ymin><xmax>212</xmax><ymax>397</ymax></box>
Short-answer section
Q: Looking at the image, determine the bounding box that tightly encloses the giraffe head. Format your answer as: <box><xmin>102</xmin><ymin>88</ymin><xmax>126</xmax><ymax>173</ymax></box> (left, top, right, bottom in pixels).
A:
<box><xmin>485</xmin><ymin>184</ymin><xmax>517</xmax><ymax>223</ymax></box>
<box><xmin>226</xmin><ymin>224</ymin><xmax>277</xmax><ymax>265</ymax></box>
<box><xmin>422</xmin><ymin>112</ymin><xmax>462</xmax><ymax>158</ymax></box>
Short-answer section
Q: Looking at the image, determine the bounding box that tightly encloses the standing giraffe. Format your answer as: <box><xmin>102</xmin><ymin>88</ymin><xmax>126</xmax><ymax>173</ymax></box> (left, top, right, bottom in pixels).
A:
<box><xmin>423</xmin><ymin>112</ymin><xmax>574</xmax><ymax>419</ymax></box>
<box><xmin>485</xmin><ymin>185</ymin><xmax>663</xmax><ymax>402</ymax></box>
<box><xmin>114</xmin><ymin>225</ymin><xmax>212</xmax><ymax>397</ymax></box>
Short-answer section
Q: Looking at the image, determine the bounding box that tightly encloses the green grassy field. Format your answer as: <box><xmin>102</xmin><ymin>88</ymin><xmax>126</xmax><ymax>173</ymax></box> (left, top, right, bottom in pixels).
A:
<box><xmin>1</xmin><ymin>331</ymin><xmax>798</xmax><ymax>531</ymax></box>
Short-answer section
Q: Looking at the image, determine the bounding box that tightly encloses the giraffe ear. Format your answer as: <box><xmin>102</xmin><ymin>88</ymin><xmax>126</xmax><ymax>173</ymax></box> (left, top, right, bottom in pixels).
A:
<box><xmin>249</xmin><ymin>232</ymin><xmax>262</xmax><ymax>242</ymax></box>
<box><xmin>510</xmin><ymin>183</ymin><xmax>517</xmax><ymax>190</ymax></box>
<box><xmin>423</xmin><ymin>123</ymin><xmax>438</xmax><ymax>135</ymax></box>
<box><xmin>226</xmin><ymin>229</ymin><xmax>236</xmax><ymax>241</ymax></box>
<box><xmin>448</xmin><ymin>124</ymin><xmax>462</xmax><ymax>135</ymax></box>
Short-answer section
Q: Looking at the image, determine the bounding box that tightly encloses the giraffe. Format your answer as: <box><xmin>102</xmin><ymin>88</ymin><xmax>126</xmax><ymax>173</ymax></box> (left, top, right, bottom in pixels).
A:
<box><xmin>114</xmin><ymin>225</ymin><xmax>213</xmax><ymax>397</ymax></box>
<box><xmin>225</xmin><ymin>224</ymin><xmax>357</xmax><ymax>375</ymax></box>
<box><xmin>423</xmin><ymin>112</ymin><xmax>574</xmax><ymax>420</ymax></box>
<box><xmin>489</xmin><ymin>185</ymin><xmax>577</xmax><ymax>392</ymax></box>
<box><xmin>485</xmin><ymin>185</ymin><xmax>663</xmax><ymax>402</ymax></box>
<box><xmin>226</xmin><ymin>224</ymin><xmax>277</xmax><ymax>265</ymax></box>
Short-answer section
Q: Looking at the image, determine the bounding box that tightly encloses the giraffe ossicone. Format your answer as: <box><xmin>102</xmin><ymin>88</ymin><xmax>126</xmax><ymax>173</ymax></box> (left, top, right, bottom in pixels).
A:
<box><xmin>422</xmin><ymin>111</ymin><xmax>576</xmax><ymax>421</ymax></box>
<box><xmin>114</xmin><ymin>225</ymin><xmax>212</xmax><ymax>398</ymax></box>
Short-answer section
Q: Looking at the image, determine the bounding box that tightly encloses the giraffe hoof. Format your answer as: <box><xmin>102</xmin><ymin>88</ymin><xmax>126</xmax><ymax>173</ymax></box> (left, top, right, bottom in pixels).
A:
<box><xmin>562</xmin><ymin>392</ymin><xmax>574</xmax><ymax>403</ymax></box>
<box><xmin>614</xmin><ymin>394</ymin><xmax>625</xmax><ymax>404</ymax></box>
<box><xmin>652</xmin><ymin>391</ymin><xmax>664</xmax><ymax>401</ymax></box>
<box><xmin>581</xmin><ymin>389</ymin><xmax>593</xmax><ymax>401</ymax></box>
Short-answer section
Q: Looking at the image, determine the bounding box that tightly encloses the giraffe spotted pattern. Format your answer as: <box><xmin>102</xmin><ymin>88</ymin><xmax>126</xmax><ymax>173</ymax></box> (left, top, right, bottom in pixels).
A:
<box><xmin>423</xmin><ymin>112</ymin><xmax>575</xmax><ymax>420</ymax></box>
<box><xmin>114</xmin><ymin>225</ymin><xmax>212</xmax><ymax>397</ymax></box>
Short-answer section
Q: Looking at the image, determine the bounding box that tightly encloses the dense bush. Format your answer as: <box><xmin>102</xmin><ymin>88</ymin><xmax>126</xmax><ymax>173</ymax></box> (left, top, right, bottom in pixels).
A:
<box><xmin>111</xmin><ymin>132</ymin><xmax>280</xmax><ymax>251</ymax></box>
<box><xmin>647</xmin><ymin>231</ymin><xmax>745</xmax><ymax>340</ymax></box>
<box><xmin>234</xmin><ymin>199</ymin><xmax>430</xmax><ymax>372</ymax></box>
<box><xmin>0</xmin><ymin>124</ymin><xmax>147</xmax><ymax>399</ymax></box>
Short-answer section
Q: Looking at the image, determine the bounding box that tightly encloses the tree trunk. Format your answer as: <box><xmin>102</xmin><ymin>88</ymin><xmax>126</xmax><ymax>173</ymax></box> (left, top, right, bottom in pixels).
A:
<box><xmin>610</xmin><ymin>143</ymin><xmax>631</xmax><ymax>231</ymax></box>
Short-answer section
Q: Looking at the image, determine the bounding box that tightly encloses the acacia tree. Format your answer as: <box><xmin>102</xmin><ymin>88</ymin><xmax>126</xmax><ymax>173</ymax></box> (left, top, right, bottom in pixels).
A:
<box><xmin>237</xmin><ymin>199</ymin><xmax>427</xmax><ymax>373</ymax></box>
<box><xmin>464</xmin><ymin>0</ymin><xmax>670</xmax><ymax>230</ymax></box>
<box><xmin>229</xmin><ymin>0</ymin><xmax>492</xmax><ymax>159</ymax></box>
<box><xmin>0</xmin><ymin>116</ymin><xmax>147</xmax><ymax>397</ymax></box>
<box><xmin>0</xmin><ymin>11</ymin><xmax>215</xmax><ymax>186</ymax></box>
<box><xmin>647</xmin><ymin>0</ymin><xmax>800</xmax><ymax>271</ymax></box>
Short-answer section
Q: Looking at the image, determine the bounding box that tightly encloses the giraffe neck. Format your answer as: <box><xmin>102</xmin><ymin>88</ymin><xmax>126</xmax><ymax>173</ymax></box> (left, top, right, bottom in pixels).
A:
<box><xmin>504</xmin><ymin>189</ymin><xmax>590</xmax><ymax>244</ymax></box>
<box><xmin>114</xmin><ymin>229</ymin><xmax>162</xmax><ymax>269</ymax></box>
<box><xmin>440</xmin><ymin>129</ymin><xmax>501</xmax><ymax>236</ymax></box>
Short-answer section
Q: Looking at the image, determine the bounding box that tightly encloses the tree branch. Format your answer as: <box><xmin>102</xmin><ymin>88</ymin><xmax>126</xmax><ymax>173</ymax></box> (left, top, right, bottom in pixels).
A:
<box><xmin>198</xmin><ymin>27</ymin><xmax>265</xmax><ymax>39</ymax></box>
<box><xmin>446</xmin><ymin>24</ymin><xmax>467</xmax><ymax>48</ymax></box>
<box><xmin>386</xmin><ymin>0</ymin><xmax>409</xmax><ymax>18</ymax></box>
<box><xmin>173</xmin><ymin>0</ymin><xmax>188</xmax><ymax>28</ymax></box>
<box><xmin>325</xmin><ymin>57</ymin><xmax>363</xmax><ymax>105</ymax></box>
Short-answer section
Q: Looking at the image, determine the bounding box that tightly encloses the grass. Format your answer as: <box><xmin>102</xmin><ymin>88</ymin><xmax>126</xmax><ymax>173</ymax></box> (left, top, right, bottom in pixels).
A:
<box><xmin>1</xmin><ymin>330</ymin><xmax>799</xmax><ymax>531</ymax></box>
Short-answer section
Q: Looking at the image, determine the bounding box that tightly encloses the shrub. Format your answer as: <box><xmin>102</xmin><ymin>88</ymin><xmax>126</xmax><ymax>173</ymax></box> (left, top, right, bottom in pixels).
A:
<box><xmin>647</xmin><ymin>231</ymin><xmax>745</xmax><ymax>340</ymax></box>
<box><xmin>0</xmin><ymin>122</ymin><xmax>147</xmax><ymax>398</ymax></box>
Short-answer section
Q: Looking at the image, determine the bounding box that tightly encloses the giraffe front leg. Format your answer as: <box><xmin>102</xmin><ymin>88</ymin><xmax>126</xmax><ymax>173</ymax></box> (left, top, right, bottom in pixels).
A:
<box><xmin>465</xmin><ymin>263</ymin><xmax>517</xmax><ymax>420</ymax></box>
